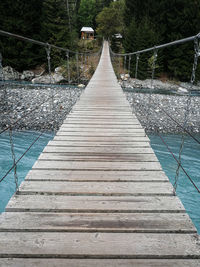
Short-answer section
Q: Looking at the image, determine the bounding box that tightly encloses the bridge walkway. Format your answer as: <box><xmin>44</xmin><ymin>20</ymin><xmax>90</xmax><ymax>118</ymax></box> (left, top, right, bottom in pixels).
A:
<box><xmin>0</xmin><ymin>42</ymin><xmax>199</xmax><ymax>266</ymax></box>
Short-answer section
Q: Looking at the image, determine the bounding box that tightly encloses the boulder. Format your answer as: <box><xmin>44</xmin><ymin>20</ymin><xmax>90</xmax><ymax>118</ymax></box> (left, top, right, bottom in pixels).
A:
<box><xmin>21</xmin><ymin>70</ymin><xmax>35</xmax><ymax>81</ymax></box>
<box><xmin>53</xmin><ymin>73</ymin><xmax>65</xmax><ymax>83</ymax></box>
<box><xmin>3</xmin><ymin>66</ymin><xmax>21</xmax><ymax>80</ymax></box>
<box><xmin>78</xmin><ymin>84</ymin><xmax>85</xmax><ymax>88</ymax></box>
<box><xmin>177</xmin><ymin>87</ymin><xmax>188</xmax><ymax>93</ymax></box>
<box><xmin>32</xmin><ymin>75</ymin><xmax>52</xmax><ymax>84</ymax></box>
<box><xmin>55</xmin><ymin>67</ymin><xmax>63</xmax><ymax>74</ymax></box>
<box><xmin>32</xmin><ymin>73</ymin><xmax>66</xmax><ymax>84</ymax></box>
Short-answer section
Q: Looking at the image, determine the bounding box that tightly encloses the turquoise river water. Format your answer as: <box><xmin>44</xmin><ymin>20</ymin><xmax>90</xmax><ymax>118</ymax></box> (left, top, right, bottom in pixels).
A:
<box><xmin>0</xmin><ymin>131</ymin><xmax>199</xmax><ymax>233</ymax></box>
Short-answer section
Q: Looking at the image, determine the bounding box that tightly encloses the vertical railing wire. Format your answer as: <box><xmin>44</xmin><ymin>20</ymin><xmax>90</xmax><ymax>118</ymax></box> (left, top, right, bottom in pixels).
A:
<box><xmin>128</xmin><ymin>55</ymin><xmax>131</xmax><ymax>78</ymax></box>
<box><xmin>0</xmin><ymin>52</ymin><xmax>7</xmax><ymax>107</ymax></box>
<box><xmin>118</xmin><ymin>56</ymin><xmax>120</xmax><ymax>78</ymax></box>
<box><xmin>66</xmin><ymin>51</ymin><xmax>70</xmax><ymax>84</ymax></box>
<box><xmin>76</xmin><ymin>52</ymin><xmax>79</xmax><ymax>84</ymax></box>
<box><xmin>146</xmin><ymin>49</ymin><xmax>158</xmax><ymax>134</ymax></box>
<box><xmin>45</xmin><ymin>43</ymin><xmax>55</xmax><ymax>130</ymax></box>
<box><xmin>135</xmin><ymin>53</ymin><xmax>140</xmax><ymax>79</ymax></box>
<box><xmin>173</xmin><ymin>36</ymin><xmax>200</xmax><ymax>194</ymax></box>
<box><xmin>9</xmin><ymin>126</ymin><xmax>19</xmax><ymax>192</ymax></box>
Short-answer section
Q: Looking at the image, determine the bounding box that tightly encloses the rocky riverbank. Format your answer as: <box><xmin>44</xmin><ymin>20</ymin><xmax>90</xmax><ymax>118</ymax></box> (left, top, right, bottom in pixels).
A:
<box><xmin>118</xmin><ymin>77</ymin><xmax>200</xmax><ymax>133</ymax></box>
<box><xmin>125</xmin><ymin>91</ymin><xmax>200</xmax><ymax>133</ymax></box>
<box><xmin>120</xmin><ymin>77</ymin><xmax>200</xmax><ymax>93</ymax></box>
<box><xmin>0</xmin><ymin>78</ymin><xmax>200</xmax><ymax>134</ymax></box>
<box><xmin>0</xmin><ymin>84</ymin><xmax>83</xmax><ymax>131</ymax></box>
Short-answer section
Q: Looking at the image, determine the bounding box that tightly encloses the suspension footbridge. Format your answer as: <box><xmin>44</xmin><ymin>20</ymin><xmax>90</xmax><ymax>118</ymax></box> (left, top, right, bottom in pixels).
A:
<box><xmin>0</xmin><ymin>41</ymin><xmax>199</xmax><ymax>266</ymax></box>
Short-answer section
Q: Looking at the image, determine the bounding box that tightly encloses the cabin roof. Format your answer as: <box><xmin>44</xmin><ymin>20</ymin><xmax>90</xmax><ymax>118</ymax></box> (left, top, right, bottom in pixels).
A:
<box><xmin>81</xmin><ymin>27</ymin><xmax>94</xmax><ymax>33</ymax></box>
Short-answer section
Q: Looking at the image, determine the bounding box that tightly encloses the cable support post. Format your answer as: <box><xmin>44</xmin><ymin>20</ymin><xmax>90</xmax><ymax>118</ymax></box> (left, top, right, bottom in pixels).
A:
<box><xmin>124</xmin><ymin>55</ymin><xmax>127</xmax><ymax>75</ymax></box>
<box><xmin>128</xmin><ymin>55</ymin><xmax>131</xmax><ymax>76</ymax></box>
<box><xmin>135</xmin><ymin>53</ymin><xmax>140</xmax><ymax>79</ymax></box>
<box><xmin>66</xmin><ymin>51</ymin><xmax>70</xmax><ymax>84</ymax></box>
<box><xmin>0</xmin><ymin>52</ymin><xmax>7</xmax><ymax>107</ymax></box>
<box><xmin>45</xmin><ymin>43</ymin><xmax>56</xmax><ymax>130</ymax></box>
<box><xmin>146</xmin><ymin>48</ymin><xmax>158</xmax><ymax>135</ymax></box>
<box><xmin>76</xmin><ymin>53</ymin><xmax>79</xmax><ymax>84</ymax></box>
<box><xmin>81</xmin><ymin>53</ymin><xmax>83</xmax><ymax>79</ymax></box>
<box><xmin>9</xmin><ymin>126</ymin><xmax>19</xmax><ymax>192</ymax></box>
<box><xmin>118</xmin><ymin>56</ymin><xmax>121</xmax><ymax>78</ymax></box>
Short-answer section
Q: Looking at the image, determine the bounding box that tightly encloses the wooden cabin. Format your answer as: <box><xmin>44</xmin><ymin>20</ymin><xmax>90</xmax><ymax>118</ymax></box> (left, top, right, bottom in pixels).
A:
<box><xmin>81</xmin><ymin>27</ymin><xmax>94</xmax><ymax>40</ymax></box>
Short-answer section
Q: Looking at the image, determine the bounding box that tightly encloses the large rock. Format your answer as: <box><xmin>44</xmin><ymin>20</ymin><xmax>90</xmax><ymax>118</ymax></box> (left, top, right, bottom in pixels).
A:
<box><xmin>21</xmin><ymin>70</ymin><xmax>35</xmax><ymax>81</ymax></box>
<box><xmin>53</xmin><ymin>72</ymin><xmax>65</xmax><ymax>83</ymax></box>
<box><xmin>32</xmin><ymin>75</ymin><xmax>52</xmax><ymax>84</ymax></box>
<box><xmin>3</xmin><ymin>66</ymin><xmax>21</xmax><ymax>80</ymax></box>
<box><xmin>32</xmin><ymin>73</ymin><xmax>66</xmax><ymax>84</ymax></box>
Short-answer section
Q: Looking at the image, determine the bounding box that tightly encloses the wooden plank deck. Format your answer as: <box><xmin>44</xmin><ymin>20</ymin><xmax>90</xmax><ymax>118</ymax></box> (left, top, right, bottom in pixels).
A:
<box><xmin>0</xmin><ymin>41</ymin><xmax>199</xmax><ymax>266</ymax></box>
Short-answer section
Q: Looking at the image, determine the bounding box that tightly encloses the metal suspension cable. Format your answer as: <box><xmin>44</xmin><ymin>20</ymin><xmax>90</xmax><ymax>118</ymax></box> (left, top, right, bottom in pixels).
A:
<box><xmin>150</xmin><ymin>97</ymin><xmax>200</xmax><ymax>145</ymax></box>
<box><xmin>173</xmin><ymin>36</ymin><xmax>200</xmax><ymax>193</ymax></box>
<box><xmin>0</xmin><ymin>30</ymin><xmax>98</xmax><ymax>56</ymax></box>
<box><xmin>110</xmin><ymin>33</ymin><xmax>200</xmax><ymax>57</ymax></box>
<box><xmin>0</xmin><ymin>130</ymin><xmax>44</xmax><ymax>184</ymax></box>
<box><xmin>127</xmin><ymin>94</ymin><xmax>200</xmax><ymax>193</ymax></box>
<box><xmin>156</xmin><ymin>132</ymin><xmax>200</xmax><ymax>193</ymax></box>
<box><xmin>0</xmin><ymin>86</ymin><xmax>79</xmax><ymax>184</ymax></box>
<box><xmin>9</xmin><ymin>127</ymin><xmax>19</xmax><ymax>191</ymax></box>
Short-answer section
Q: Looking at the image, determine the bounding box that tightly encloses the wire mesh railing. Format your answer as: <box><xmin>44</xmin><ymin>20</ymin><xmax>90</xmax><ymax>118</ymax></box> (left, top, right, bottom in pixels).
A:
<box><xmin>109</xmin><ymin>33</ymin><xmax>200</xmax><ymax>195</ymax></box>
<box><xmin>0</xmin><ymin>30</ymin><xmax>102</xmax><ymax>194</ymax></box>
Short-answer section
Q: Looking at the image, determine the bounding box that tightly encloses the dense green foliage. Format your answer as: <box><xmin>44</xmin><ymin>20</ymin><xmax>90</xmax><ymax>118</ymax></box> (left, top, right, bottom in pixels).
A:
<box><xmin>123</xmin><ymin>0</ymin><xmax>200</xmax><ymax>81</ymax></box>
<box><xmin>0</xmin><ymin>0</ymin><xmax>111</xmax><ymax>71</ymax></box>
<box><xmin>96</xmin><ymin>0</ymin><xmax>125</xmax><ymax>39</ymax></box>
<box><xmin>0</xmin><ymin>0</ymin><xmax>44</xmax><ymax>71</ymax></box>
<box><xmin>1</xmin><ymin>0</ymin><xmax>200</xmax><ymax>82</ymax></box>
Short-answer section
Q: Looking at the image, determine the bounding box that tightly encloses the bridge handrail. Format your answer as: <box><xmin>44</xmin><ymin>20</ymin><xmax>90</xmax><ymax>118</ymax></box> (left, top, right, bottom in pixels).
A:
<box><xmin>110</xmin><ymin>32</ymin><xmax>200</xmax><ymax>56</ymax></box>
<box><xmin>0</xmin><ymin>29</ymin><xmax>101</xmax><ymax>56</ymax></box>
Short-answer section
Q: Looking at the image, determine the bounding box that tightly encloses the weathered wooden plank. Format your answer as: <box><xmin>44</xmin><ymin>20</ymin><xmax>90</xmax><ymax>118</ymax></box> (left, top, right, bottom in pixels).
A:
<box><xmin>0</xmin><ymin>212</ymin><xmax>196</xmax><ymax>233</ymax></box>
<box><xmin>0</xmin><ymin>232</ymin><xmax>199</xmax><ymax>258</ymax></box>
<box><xmin>66</xmin><ymin>116</ymin><xmax>136</xmax><ymax>119</ymax></box>
<box><xmin>47</xmin><ymin>141</ymin><xmax>150</xmax><ymax>147</ymax></box>
<box><xmin>6</xmin><ymin>195</ymin><xmax>185</xmax><ymax>213</ymax></box>
<box><xmin>56</xmin><ymin>131</ymin><xmax>146</xmax><ymax>136</ymax></box>
<box><xmin>19</xmin><ymin>181</ymin><xmax>173</xmax><ymax>196</ymax></box>
<box><xmin>38</xmin><ymin>153</ymin><xmax>158</xmax><ymax>162</ymax></box>
<box><xmin>58</xmin><ymin>128</ymin><xmax>145</xmax><ymax>133</ymax></box>
<box><xmin>53</xmin><ymin>136</ymin><xmax>150</xmax><ymax>142</ymax></box>
<box><xmin>0</xmin><ymin>259</ymin><xmax>199</xmax><ymax>267</ymax></box>
<box><xmin>26</xmin><ymin>170</ymin><xmax>169</xmax><ymax>182</ymax></box>
<box><xmin>43</xmin><ymin>146</ymin><xmax>154</xmax><ymax>154</ymax></box>
<box><xmin>33</xmin><ymin>160</ymin><xmax>162</xmax><ymax>171</ymax></box>
<box><xmin>60</xmin><ymin>124</ymin><xmax>143</xmax><ymax>129</ymax></box>
<box><xmin>63</xmin><ymin>121</ymin><xmax>141</xmax><ymax>125</ymax></box>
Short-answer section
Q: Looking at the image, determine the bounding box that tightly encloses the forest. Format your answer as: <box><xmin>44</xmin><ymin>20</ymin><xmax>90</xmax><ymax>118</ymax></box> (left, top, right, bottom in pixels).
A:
<box><xmin>0</xmin><ymin>0</ymin><xmax>200</xmax><ymax>81</ymax></box>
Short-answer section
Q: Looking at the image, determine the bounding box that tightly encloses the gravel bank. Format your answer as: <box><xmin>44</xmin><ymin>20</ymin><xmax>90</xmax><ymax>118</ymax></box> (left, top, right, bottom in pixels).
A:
<box><xmin>125</xmin><ymin>91</ymin><xmax>200</xmax><ymax>133</ymax></box>
<box><xmin>0</xmin><ymin>82</ymin><xmax>200</xmax><ymax>134</ymax></box>
<box><xmin>0</xmin><ymin>83</ymin><xmax>83</xmax><ymax>131</ymax></box>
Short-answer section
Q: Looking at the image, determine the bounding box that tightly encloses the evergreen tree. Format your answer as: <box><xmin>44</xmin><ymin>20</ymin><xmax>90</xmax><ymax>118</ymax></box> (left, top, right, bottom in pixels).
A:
<box><xmin>0</xmin><ymin>0</ymin><xmax>44</xmax><ymax>71</ymax></box>
<box><xmin>78</xmin><ymin>0</ymin><xmax>96</xmax><ymax>29</ymax></box>
<box><xmin>124</xmin><ymin>17</ymin><xmax>160</xmax><ymax>79</ymax></box>
<box><xmin>123</xmin><ymin>0</ymin><xmax>200</xmax><ymax>81</ymax></box>
<box><xmin>96</xmin><ymin>0</ymin><xmax>125</xmax><ymax>39</ymax></box>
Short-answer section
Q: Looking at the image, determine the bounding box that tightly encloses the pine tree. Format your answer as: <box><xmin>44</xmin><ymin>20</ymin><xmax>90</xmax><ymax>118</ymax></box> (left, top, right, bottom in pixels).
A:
<box><xmin>77</xmin><ymin>0</ymin><xmax>96</xmax><ymax>29</ymax></box>
<box><xmin>0</xmin><ymin>0</ymin><xmax>44</xmax><ymax>71</ymax></box>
